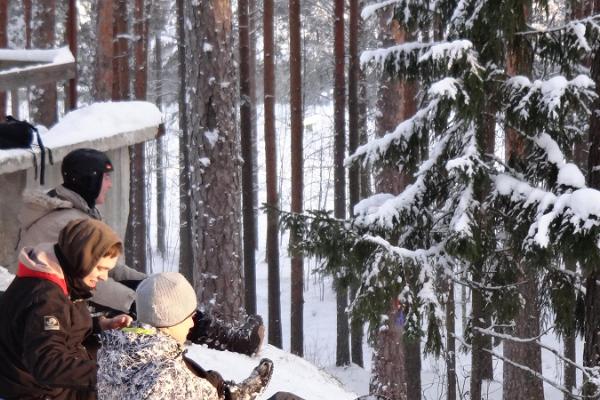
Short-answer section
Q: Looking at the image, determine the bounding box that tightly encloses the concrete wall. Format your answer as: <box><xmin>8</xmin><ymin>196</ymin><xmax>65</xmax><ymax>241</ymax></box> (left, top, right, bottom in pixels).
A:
<box><xmin>0</xmin><ymin>148</ymin><xmax>130</xmax><ymax>272</ymax></box>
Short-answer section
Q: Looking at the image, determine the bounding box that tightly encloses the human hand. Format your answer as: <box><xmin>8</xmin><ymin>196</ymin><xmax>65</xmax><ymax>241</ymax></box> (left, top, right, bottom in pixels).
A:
<box><xmin>99</xmin><ymin>314</ymin><xmax>133</xmax><ymax>331</ymax></box>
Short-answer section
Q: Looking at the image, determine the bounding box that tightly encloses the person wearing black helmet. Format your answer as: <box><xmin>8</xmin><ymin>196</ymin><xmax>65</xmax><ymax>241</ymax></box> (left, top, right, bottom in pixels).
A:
<box><xmin>17</xmin><ymin>148</ymin><xmax>146</xmax><ymax>315</ymax></box>
<box><xmin>16</xmin><ymin>148</ymin><xmax>266</xmax><ymax>357</ymax></box>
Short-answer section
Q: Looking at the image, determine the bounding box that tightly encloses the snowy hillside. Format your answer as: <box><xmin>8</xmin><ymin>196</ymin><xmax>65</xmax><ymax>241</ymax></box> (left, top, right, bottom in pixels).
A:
<box><xmin>186</xmin><ymin>344</ymin><xmax>358</xmax><ymax>400</ymax></box>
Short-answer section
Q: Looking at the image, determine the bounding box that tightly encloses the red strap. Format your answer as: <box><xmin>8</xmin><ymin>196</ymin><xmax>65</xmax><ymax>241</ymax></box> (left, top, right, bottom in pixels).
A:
<box><xmin>17</xmin><ymin>263</ymin><xmax>68</xmax><ymax>296</ymax></box>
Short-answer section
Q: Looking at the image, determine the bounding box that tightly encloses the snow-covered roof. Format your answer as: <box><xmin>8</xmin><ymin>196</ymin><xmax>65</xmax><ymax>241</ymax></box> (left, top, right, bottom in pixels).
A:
<box><xmin>0</xmin><ymin>47</ymin><xmax>76</xmax><ymax>91</ymax></box>
<box><xmin>0</xmin><ymin>101</ymin><xmax>162</xmax><ymax>175</ymax></box>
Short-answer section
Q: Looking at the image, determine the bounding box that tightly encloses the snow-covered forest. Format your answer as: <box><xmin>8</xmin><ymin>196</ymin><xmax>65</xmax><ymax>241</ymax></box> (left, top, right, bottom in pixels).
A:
<box><xmin>1</xmin><ymin>0</ymin><xmax>600</xmax><ymax>399</ymax></box>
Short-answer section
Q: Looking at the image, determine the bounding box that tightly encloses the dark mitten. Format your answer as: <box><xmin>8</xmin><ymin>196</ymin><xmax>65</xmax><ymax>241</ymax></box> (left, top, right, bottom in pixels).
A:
<box><xmin>226</xmin><ymin>358</ymin><xmax>274</xmax><ymax>400</ymax></box>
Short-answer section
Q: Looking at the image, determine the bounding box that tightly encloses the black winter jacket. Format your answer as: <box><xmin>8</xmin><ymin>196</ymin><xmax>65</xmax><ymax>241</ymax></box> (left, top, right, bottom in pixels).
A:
<box><xmin>0</xmin><ymin>245</ymin><xmax>97</xmax><ymax>400</ymax></box>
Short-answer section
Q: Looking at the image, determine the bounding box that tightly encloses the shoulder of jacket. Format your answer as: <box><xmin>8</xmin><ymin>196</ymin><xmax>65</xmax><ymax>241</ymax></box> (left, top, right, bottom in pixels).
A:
<box><xmin>22</xmin><ymin>189</ymin><xmax>73</xmax><ymax>210</ymax></box>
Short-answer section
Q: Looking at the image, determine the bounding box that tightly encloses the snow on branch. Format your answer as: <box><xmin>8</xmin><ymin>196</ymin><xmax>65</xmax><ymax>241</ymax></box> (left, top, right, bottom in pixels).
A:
<box><xmin>345</xmin><ymin>100</ymin><xmax>438</xmax><ymax>167</ymax></box>
<box><xmin>519</xmin><ymin>15</ymin><xmax>600</xmax><ymax>53</ymax></box>
<box><xmin>505</xmin><ymin>75</ymin><xmax>596</xmax><ymax>121</ymax></box>
<box><xmin>360</xmin><ymin>0</ymin><xmax>401</xmax><ymax>20</ymax></box>
<box><xmin>360</xmin><ymin>39</ymin><xmax>480</xmax><ymax>76</ymax></box>
<box><xmin>532</xmin><ymin>132</ymin><xmax>585</xmax><ymax>188</ymax></box>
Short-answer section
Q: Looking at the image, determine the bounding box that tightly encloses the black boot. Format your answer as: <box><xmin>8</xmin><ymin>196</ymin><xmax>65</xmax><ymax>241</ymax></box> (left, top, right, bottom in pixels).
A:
<box><xmin>226</xmin><ymin>358</ymin><xmax>274</xmax><ymax>400</ymax></box>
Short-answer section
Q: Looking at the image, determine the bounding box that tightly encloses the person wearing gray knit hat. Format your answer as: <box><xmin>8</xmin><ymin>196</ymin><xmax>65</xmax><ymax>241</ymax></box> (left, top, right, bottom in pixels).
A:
<box><xmin>136</xmin><ymin>272</ymin><xmax>198</xmax><ymax>330</ymax></box>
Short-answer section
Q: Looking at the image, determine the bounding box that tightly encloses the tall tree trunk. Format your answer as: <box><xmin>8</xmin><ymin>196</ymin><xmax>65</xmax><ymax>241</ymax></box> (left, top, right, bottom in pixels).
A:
<box><xmin>446</xmin><ymin>281</ymin><xmax>456</xmax><ymax>400</ymax></box>
<box><xmin>154</xmin><ymin>31</ymin><xmax>167</xmax><ymax>257</ymax></box>
<box><xmin>263</xmin><ymin>0</ymin><xmax>282</xmax><ymax>348</ymax></box>
<box><xmin>24</xmin><ymin>0</ymin><xmax>32</xmax><ymax>47</ymax></box>
<box><xmin>249</xmin><ymin>0</ymin><xmax>259</xmax><ymax>250</ymax></box>
<box><xmin>334</xmin><ymin>0</ymin><xmax>350</xmax><ymax>367</ymax></box>
<box><xmin>186</xmin><ymin>0</ymin><xmax>243</xmax><ymax>321</ymax></box>
<box><xmin>502</xmin><ymin>4</ymin><xmax>544</xmax><ymax>400</ymax></box>
<box><xmin>0</xmin><ymin>0</ymin><xmax>7</xmax><ymax>118</ymax></box>
<box><xmin>112</xmin><ymin>0</ymin><xmax>130</xmax><ymax>101</ymax></box>
<box><xmin>289</xmin><ymin>0</ymin><xmax>304</xmax><ymax>357</ymax></box>
<box><xmin>370</xmin><ymin>14</ymin><xmax>416</xmax><ymax>400</ymax></box>
<box><xmin>65</xmin><ymin>0</ymin><xmax>77</xmax><ymax>111</ymax></box>
<box><xmin>564</xmin><ymin>259</ymin><xmax>577</xmax><ymax>400</ymax></box>
<box><xmin>124</xmin><ymin>0</ymin><xmax>148</xmax><ymax>273</ymax></box>
<box><xmin>348</xmin><ymin>0</ymin><xmax>364</xmax><ymax>368</ymax></box>
<box><xmin>239</xmin><ymin>0</ymin><xmax>257</xmax><ymax>315</ymax></box>
<box><xmin>264</xmin><ymin>0</ymin><xmax>282</xmax><ymax>347</ymax></box>
<box><xmin>177</xmin><ymin>0</ymin><xmax>193</xmax><ymax>282</ymax></box>
<box><xmin>94</xmin><ymin>0</ymin><xmax>114</xmax><ymax>101</ymax></box>
<box><xmin>30</xmin><ymin>0</ymin><xmax>57</xmax><ymax>127</ymax></box>
<box><xmin>584</xmin><ymin>1</ymin><xmax>600</xmax><ymax>395</ymax></box>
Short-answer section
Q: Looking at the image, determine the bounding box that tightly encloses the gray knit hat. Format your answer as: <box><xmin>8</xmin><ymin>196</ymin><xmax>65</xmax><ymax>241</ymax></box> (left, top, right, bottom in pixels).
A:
<box><xmin>136</xmin><ymin>272</ymin><xmax>198</xmax><ymax>328</ymax></box>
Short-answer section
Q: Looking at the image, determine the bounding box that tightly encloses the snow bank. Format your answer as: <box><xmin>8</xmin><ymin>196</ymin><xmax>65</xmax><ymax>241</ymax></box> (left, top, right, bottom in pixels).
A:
<box><xmin>186</xmin><ymin>344</ymin><xmax>358</xmax><ymax>400</ymax></box>
<box><xmin>0</xmin><ymin>266</ymin><xmax>14</xmax><ymax>290</ymax></box>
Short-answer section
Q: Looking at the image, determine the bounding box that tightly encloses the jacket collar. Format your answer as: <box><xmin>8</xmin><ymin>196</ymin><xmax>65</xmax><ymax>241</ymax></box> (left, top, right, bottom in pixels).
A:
<box><xmin>17</xmin><ymin>244</ymin><xmax>68</xmax><ymax>296</ymax></box>
<box><xmin>55</xmin><ymin>185</ymin><xmax>102</xmax><ymax>219</ymax></box>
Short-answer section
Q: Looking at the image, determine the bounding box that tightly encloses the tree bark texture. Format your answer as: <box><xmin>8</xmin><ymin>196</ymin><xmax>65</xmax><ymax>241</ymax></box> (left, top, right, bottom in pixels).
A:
<box><xmin>124</xmin><ymin>0</ymin><xmax>149</xmax><ymax>273</ymax></box>
<box><xmin>30</xmin><ymin>0</ymin><xmax>57</xmax><ymax>127</ymax></box>
<box><xmin>65</xmin><ymin>0</ymin><xmax>77</xmax><ymax>111</ymax></box>
<box><xmin>264</xmin><ymin>0</ymin><xmax>282</xmax><ymax>348</ymax></box>
<box><xmin>585</xmin><ymin>17</ymin><xmax>600</xmax><ymax>395</ymax></box>
<box><xmin>154</xmin><ymin>33</ymin><xmax>167</xmax><ymax>256</ymax></box>
<box><xmin>333</xmin><ymin>0</ymin><xmax>350</xmax><ymax>367</ymax></box>
<box><xmin>348</xmin><ymin>0</ymin><xmax>364</xmax><ymax>368</ymax></box>
<box><xmin>446</xmin><ymin>281</ymin><xmax>457</xmax><ymax>400</ymax></box>
<box><xmin>289</xmin><ymin>0</ymin><xmax>304</xmax><ymax>357</ymax></box>
<box><xmin>239</xmin><ymin>0</ymin><xmax>257</xmax><ymax>316</ymax></box>
<box><xmin>177</xmin><ymin>0</ymin><xmax>193</xmax><ymax>282</ymax></box>
<box><xmin>94</xmin><ymin>0</ymin><xmax>113</xmax><ymax>101</ymax></box>
<box><xmin>503</xmin><ymin>5</ymin><xmax>544</xmax><ymax>399</ymax></box>
<box><xmin>369</xmin><ymin>307</ymin><xmax>407</xmax><ymax>400</ymax></box>
<box><xmin>249</xmin><ymin>0</ymin><xmax>259</xmax><ymax>250</ymax></box>
<box><xmin>502</xmin><ymin>268</ymin><xmax>544</xmax><ymax>400</ymax></box>
<box><xmin>370</xmin><ymin>15</ymin><xmax>414</xmax><ymax>400</ymax></box>
<box><xmin>185</xmin><ymin>0</ymin><xmax>244</xmax><ymax>321</ymax></box>
<box><xmin>0</xmin><ymin>0</ymin><xmax>7</xmax><ymax>118</ymax></box>
<box><xmin>113</xmin><ymin>0</ymin><xmax>130</xmax><ymax>101</ymax></box>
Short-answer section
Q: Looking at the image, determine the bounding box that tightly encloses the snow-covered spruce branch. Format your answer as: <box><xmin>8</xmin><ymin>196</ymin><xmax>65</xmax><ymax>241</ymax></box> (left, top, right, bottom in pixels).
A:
<box><xmin>360</xmin><ymin>39</ymin><xmax>481</xmax><ymax>76</ymax></box>
<box><xmin>361</xmin><ymin>234</ymin><xmax>445</xmax><ymax>261</ymax></box>
<box><xmin>504</xmin><ymin>74</ymin><xmax>596</xmax><ymax>121</ymax></box>
<box><xmin>360</xmin><ymin>0</ymin><xmax>401</xmax><ymax>20</ymax></box>
<box><xmin>345</xmin><ymin>100</ymin><xmax>439</xmax><ymax>167</ymax></box>
<box><xmin>517</xmin><ymin>14</ymin><xmax>600</xmax><ymax>37</ymax></box>
<box><xmin>453</xmin><ymin>334</ymin><xmax>586</xmax><ymax>399</ymax></box>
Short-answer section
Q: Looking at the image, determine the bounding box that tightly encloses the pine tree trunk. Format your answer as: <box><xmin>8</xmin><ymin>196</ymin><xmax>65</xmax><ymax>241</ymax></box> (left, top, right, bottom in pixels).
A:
<box><xmin>263</xmin><ymin>0</ymin><xmax>282</xmax><ymax>348</ymax></box>
<box><xmin>502</xmin><ymin>4</ymin><xmax>544</xmax><ymax>399</ymax></box>
<box><xmin>370</xmin><ymin>307</ymin><xmax>407</xmax><ymax>399</ymax></box>
<box><xmin>65</xmin><ymin>0</ymin><xmax>77</xmax><ymax>111</ymax></box>
<box><xmin>94</xmin><ymin>0</ymin><xmax>113</xmax><ymax>101</ymax></box>
<box><xmin>446</xmin><ymin>281</ymin><xmax>456</xmax><ymax>400</ymax></box>
<box><xmin>0</xmin><ymin>0</ymin><xmax>7</xmax><ymax>118</ymax></box>
<box><xmin>24</xmin><ymin>0</ymin><xmax>32</xmax><ymax>48</ymax></box>
<box><xmin>585</xmin><ymin>38</ymin><xmax>600</xmax><ymax>396</ymax></box>
<box><xmin>333</xmin><ymin>0</ymin><xmax>350</xmax><ymax>367</ymax></box>
<box><xmin>502</xmin><ymin>268</ymin><xmax>544</xmax><ymax>400</ymax></box>
<box><xmin>249</xmin><ymin>0</ymin><xmax>259</xmax><ymax>251</ymax></box>
<box><xmin>348</xmin><ymin>0</ymin><xmax>364</xmax><ymax>368</ymax></box>
<box><xmin>124</xmin><ymin>0</ymin><xmax>148</xmax><ymax>273</ymax></box>
<box><xmin>370</xmin><ymin>14</ymin><xmax>415</xmax><ymax>399</ymax></box>
<box><xmin>176</xmin><ymin>0</ymin><xmax>193</xmax><ymax>282</ymax></box>
<box><xmin>112</xmin><ymin>0</ymin><xmax>129</xmax><ymax>101</ymax></box>
<box><xmin>30</xmin><ymin>0</ymin><xmax>57</xmax><ymax>127</ymax></box>
<box><xmin>239</xmin><ymin>0</ymin><xmax>257</xmax><ymax>315</ymax></box>
<box><xmin>185</xmin><ymin>0</ymin><xmax>244</xmax><ymax>321</ymax></box>
<box><xmin>289</xmin><ymin>0</ymin><xmax>304</xmax><ymax>357</ymax></box>
<box><xmin>154</xmin><ymin>32</ymin><xmax>167</xmax><ymax>257</ymax></box>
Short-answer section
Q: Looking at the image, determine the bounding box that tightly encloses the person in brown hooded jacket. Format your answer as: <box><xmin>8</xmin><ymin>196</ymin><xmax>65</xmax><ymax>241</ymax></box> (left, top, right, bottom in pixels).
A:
<box><xmin>0</xmin><ymin>219</ymin><xmax>131</xmax><ymax>400</ymax></box>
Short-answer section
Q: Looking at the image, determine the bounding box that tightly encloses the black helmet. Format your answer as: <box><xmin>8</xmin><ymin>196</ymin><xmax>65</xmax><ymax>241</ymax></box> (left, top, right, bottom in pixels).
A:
<box><xmin>61</xmin><ymin>148</ymin><xmax>114</xmax><ymax>208</ymax></box>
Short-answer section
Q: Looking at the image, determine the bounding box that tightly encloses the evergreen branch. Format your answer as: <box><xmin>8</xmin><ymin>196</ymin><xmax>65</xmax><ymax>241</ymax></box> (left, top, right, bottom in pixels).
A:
<box><xmin>517</xmin><ymin>15</ymin><xmax>600</xmax><ymax>37</ymax></box>
<box><xmin>453</xmin><ymin>334</ymin><xmax>587</xmax><ymax>399</ymax></box>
